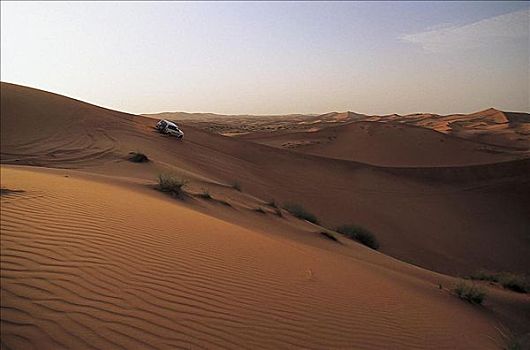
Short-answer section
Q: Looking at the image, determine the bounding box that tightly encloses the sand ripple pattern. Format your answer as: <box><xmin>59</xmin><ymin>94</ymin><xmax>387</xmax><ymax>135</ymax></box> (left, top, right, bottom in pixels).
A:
<box><xmin>1</xmin><ymin>169</ymin><xmax>497</xmax><ymax>349</ymax></box>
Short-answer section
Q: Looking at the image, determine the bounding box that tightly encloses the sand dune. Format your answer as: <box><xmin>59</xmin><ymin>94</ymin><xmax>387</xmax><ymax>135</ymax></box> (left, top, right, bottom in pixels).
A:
<box><xmin>2</xmin><ymin>82</ymin><xmax>529</xmax><ymax>276</ymax></box>
<box><xmin>386</xmin><ymin>109</ymin><xmax>530</xmax><ymax>150</ymax></box>
<box><xmin>143</xmin><ymin>111</ymin><xmax>367</xmax><ymax>136</ymax></box>
<box><xmin>236</xmin><ymin>121</ymin><xmax>518</xmax><ymax>166</ymax></box>
<box><xmin>146</xmin><ymin>108</ymin><xmax>530</xmax><ymax>151</ymax></box>
<box><xmin>1</xmin><ymin>82</ymin><xmax>530</xmax><ymax>348</ymax></box>
<box><xmin>0</xmin><ymin>83</ymin><xmax>140</xmax><ymax>167</ymax></box>
<box><xmin>2</xmin><ymin>166</ymin><xmax>526</xmax><ymax>350</ymax></box>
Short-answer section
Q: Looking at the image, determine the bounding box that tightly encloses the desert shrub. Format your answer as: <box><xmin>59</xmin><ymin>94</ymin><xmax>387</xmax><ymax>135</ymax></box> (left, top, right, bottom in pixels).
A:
<box><xmin>468</xmin><ymin>270</ymin><xmax>500</xmax><ymax>282</ymax></box>
<box><xmin>454</xmin><ymin>281</ymin><xmax>486</xmax><ymax>304</ymax></box>
<box><xmin>336</xmin><ymin>224</ymin><xmax>379</xmax><ymax>250</ymax></box>
<box><xmin>158</xmin><ymin>174</ymin><xmax>187</xmax><ymax>198</ymax></box>
<box><xmin>500</xmin><ymin>274</ymin><xmax>529</xmax><ymax>293</ymax></box>
<box><xmin>283</xmin><ymin>203</ymin><xmax>318</xmax><ymax>224</ymax></box>
<box><xmin>253</xmin><ymin>207</ymin><xmax>266</xmax><ymax>214</ymax></box>
<box><xmin>129</xmin><ymin>152</ymin><xmax>149</xmax><ymax>163</ymax></box>
<box><xmin>468</xmin><ymin>270</ymin><xmax>529</xmax><ymax>293</ymax></box>
<box><xmin>320</xmin><ymin>231</ymin><xmax>338</xmax><ymax>242</ymax></box>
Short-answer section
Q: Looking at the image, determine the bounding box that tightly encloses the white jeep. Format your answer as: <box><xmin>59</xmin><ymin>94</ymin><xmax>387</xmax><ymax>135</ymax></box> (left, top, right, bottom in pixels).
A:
<box><xmin>156</xmin><ymin>119</ymin><xmax>184</xmax><ymax>139</ymax></box>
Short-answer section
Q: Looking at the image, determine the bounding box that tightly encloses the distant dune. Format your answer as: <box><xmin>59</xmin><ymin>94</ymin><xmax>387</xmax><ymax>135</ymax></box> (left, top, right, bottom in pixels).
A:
<box><xmin>237</xmin><ymin>120</ymin><xmax>520</xmax><ymax>166</ymax></box>
<box><xmin>380</xmin><ymin>108</ymin><xmax>530</xmax><ymax>150</ymax></box>
<box><xmin>149</xmin><ymin>108</ymin><xmax>530</xmax><ymax>151</ymax></box>
<box><xmin>2</xmin><ymin>82</ymin><xmax>530</xmax><ymax>349</ymax></box>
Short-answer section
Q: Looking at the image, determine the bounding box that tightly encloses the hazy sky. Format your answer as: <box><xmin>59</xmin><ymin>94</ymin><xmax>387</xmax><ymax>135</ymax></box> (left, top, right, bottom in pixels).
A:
<box><xmin>1</xmin><ymin>1</ymin><xmax>529</xmax><ymax>115</ymax></box>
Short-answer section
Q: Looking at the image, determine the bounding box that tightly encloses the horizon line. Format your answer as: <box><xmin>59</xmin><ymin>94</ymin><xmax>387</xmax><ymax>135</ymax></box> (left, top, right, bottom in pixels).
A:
<box><xmin>2</xmin><ymin>80</ymin><xmax>527</xmax><ymax>117</ymax></box>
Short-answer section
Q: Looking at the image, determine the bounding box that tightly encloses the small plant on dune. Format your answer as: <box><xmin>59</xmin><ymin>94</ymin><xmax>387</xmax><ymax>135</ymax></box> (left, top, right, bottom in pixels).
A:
<box><xmin>157</xmin><ymin>174</ymin><xmax>187</xmax><ymax>198</ymax></box>
<box><xmin>468</xmin><ymin>270</ymin><xmax>529</xmax><ymax>294</ymax></box>
<box><xmin>129</xmin><ymin>151</ymin><xmax>149</xmax><ymax>163</ymax></box>
<box><xmin>468</xmin><ymin>270</ymin><xmax>500</xmax><ymax>283</ymax></box>
<box><xmin>197</xmin><ymin>189</ymin><xmax>213</xmax><ymax>200</ymax></box>
<box><xmin>454</xmin><ymin>281</ymin><xmax>487</xmax><ymax>305</ymax></box>
<box><xmin>336</xmin><ymin>224</ymin><xmax>379</xmax><ymax>250</ymax></box>
<box><xmin>499</xmin><ymin>273</ymin><xmax>530</xmax><ymax>293</ymax></box>
<box><xmin>283</xmin><ymin>203</ymin><xmax>319</xmax><ymax>224</ymax></box>
<box><xmin>253</xmin><ymin>207</ymin><xmax>267</xmax><ymax>214</ymax></box>
<box><xmin>231</xmin><ymin>181</ymin><xmax>242</xmax><ymax>191</ymax></box>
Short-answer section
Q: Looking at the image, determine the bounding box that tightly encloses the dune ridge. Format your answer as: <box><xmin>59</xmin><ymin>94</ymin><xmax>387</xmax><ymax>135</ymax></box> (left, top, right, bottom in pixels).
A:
<box><xmin>1</xmin><ymin>82</ymin><xmax>529</xmax><ymax>349</ymax></box>
<box><xmin>2</xmin><ymin>82</ymin><xmax>529</xmax><ymax>276</ymax></box>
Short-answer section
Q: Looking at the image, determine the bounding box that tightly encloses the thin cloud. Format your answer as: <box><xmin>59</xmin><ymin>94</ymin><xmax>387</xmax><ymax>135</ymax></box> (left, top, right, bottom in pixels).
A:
<box><xmin>400</xmin><ymin>8</ymin><xmax>530</xmax><ymax>52</ymax></box>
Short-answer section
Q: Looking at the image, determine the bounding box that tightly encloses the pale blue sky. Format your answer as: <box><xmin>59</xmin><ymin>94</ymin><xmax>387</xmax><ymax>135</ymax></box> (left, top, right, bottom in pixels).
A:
<box><xmin>1</xmin><ymin>1</ymin><xmax>529</xmax><ymax>115</ymax></box>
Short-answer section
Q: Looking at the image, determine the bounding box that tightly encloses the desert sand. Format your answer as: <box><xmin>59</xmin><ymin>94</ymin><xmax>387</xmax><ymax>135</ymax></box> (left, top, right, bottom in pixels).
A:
<box><xmin>148</xmin><ymin>109</ymin><xmax>530</xmax><ymax>152</ymax></box>
<box><xmin>236</xmin><ymin>121</ymin><xmax>519</xmax><ymax>166</ymax></box>
<box><xmin>1</xmin><ymin>82</ymin><xmax>530</xmax><ymax>349</ymax></box>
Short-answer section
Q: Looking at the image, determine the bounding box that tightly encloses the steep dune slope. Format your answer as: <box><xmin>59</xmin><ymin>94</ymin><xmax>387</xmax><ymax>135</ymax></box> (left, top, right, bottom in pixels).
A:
<box><xmin>446</xmin><ymin>109</ymin><xmax>530</xmax><ymax>150</ymax></box>
<box><xmin>1</xmin><ymin>82</ymin><xmax>529</xmax><ymax>277</ymax></box>
<box><xmin>1</xmin><ymin>166</ymin><xmax>522</xmax><ymax>350</ymax></box>
<box><xmin>0</xmin><ymin>83</ymin><xmax>142</xmax><ymax>167</ymax></box>
<box><xmin>237</xmin><ymin>121</ymin><xmax>517</xmax><ymax>166</ymax></box>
